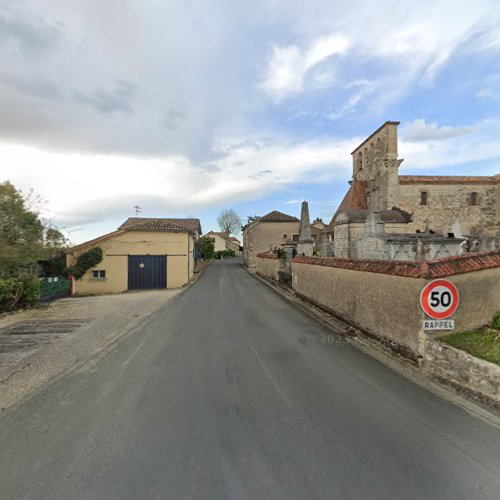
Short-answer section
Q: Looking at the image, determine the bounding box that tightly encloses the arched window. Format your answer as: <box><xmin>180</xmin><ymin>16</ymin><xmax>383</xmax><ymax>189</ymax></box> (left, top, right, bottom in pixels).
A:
<box><xmin>357</xmin><ymin>151</ymin><xmax>363</xmax><ymax>171</ymax></box>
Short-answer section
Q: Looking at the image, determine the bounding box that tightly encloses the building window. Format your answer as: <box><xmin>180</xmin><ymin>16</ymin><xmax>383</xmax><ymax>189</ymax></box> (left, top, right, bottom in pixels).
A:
<box><xmin>283</xmin><ymin>234</ymin><xmax>288</xmax><ymax>239</ymax></box>
<box><xmin>420</xmin><ymin>191</ymin><xmax>428</xmax><ymax>206</ymax></box>
<box><xmin>469</xmin><ymin>192</ymin><xmax>478</xmax><ymax>206</ymax></box>
<box><xmin>292</xmin><ymin>234</ymin><xmax>299</xmax><ymax>242</ymax></box>
<box><xmin>92</xmin><ymin>270</ymin><xmax>106</xmax><ymax>280</ymax></box>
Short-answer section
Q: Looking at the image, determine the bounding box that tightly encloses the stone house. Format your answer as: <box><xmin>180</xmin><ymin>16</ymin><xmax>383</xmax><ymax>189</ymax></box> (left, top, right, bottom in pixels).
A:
<box><xmin>331</xmin><ymin>121</ymin><xmax>499</xmax><ymax>258</ymax></box>
<box><xmin>65</xmin><ymin>218</ymin><xmax>200</xmax><ymax>295</ymax></box>
<box><xmin>227</xmin><ymin>237</ymin><xmax>242</xmax><ymax>254</ymax></box>
<box><xmin>242</xmin><ymin>211</ymin><xmax>300</xmax><ymax>268</ymax></box>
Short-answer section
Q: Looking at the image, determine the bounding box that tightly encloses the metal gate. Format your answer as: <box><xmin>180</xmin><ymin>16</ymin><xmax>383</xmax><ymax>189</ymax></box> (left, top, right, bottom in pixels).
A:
<box><xmin>40</xmin><ymin>276</ymin><xmax>72</xmax><ymax>302</ymax></box>
<box><xmin>128</xmin><ymin>255</ymin><xmax>167</xmax><ymax>290</ymax></box>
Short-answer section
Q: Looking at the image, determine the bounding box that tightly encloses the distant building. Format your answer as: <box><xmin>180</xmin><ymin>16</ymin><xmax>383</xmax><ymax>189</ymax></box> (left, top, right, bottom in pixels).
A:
<box><xmin>242</xmin><ymin>211</ymin><xmax>300</xmax><ymax>268</ymax></box>
<box><xmin>204</xmin><ymin>231</ymin><xmax>229</xmax><ymax>252</ymax></box>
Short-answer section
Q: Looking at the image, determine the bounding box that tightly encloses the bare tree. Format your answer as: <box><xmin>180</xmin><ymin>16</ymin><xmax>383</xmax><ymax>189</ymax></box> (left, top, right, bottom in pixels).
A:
<box><xmin>217</xmin><ymin>209</ymin><xmax>241</xmax><ymax>236</ymax></box>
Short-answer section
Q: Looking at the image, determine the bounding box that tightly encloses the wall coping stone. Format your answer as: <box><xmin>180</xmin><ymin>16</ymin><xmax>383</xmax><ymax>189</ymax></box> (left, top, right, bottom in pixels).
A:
<box><xmin>256</xmin><ymin>252</ymin><xmax>278</xmax><ymax>260</ymax></box>
<box><xmin>292</xmin><ymin>251</ymin><xmax>500</xmax><ymax>278</ymax></box>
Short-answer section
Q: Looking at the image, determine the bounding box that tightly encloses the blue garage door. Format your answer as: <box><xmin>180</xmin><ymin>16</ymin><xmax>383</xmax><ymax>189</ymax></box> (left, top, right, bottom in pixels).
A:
<box><xmin>128</xmin><ymin>255</ymin><xmax>167</xmax><ymax>290</ymax></box>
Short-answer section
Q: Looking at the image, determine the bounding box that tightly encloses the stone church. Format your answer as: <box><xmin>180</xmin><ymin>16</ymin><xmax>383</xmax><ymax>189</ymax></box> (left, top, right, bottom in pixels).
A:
<box><xmin>330</xmin><ymin>121</ymin><xmax>499</xmax><ymax>259</ymax></box>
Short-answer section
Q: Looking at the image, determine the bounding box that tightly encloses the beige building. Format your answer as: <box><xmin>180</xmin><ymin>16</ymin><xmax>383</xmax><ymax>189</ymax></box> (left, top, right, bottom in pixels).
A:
<box><xmin>331</xmin><ymin>121</ymin><xmax>500</xmax><ymax>258</ymax></box>
<box><xmin>204</xmin><ymin>231</ymin><xmax>228</xmax><ymax>252</ymax></box>
<box><xmin>65</xmin><ymin>218</ymin><xmax>200</xmax><ymax>295</ymax></box>
<box><xmin>243</xmin><ymin>211</ymin><xmax>300</xmax><ymax>268</ymax></box>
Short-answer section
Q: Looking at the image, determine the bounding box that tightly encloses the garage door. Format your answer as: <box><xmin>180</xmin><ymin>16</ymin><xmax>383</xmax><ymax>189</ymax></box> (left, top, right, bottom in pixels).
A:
<box><xmin>128</xmin><ymin>255</ymin><xmax>167</xmax><ymax>290</ymax></box>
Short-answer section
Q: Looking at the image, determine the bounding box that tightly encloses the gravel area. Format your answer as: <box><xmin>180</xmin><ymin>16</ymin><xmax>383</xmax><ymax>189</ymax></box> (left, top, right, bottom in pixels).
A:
<box><xmin>0</xmin><ymin>290</ymin><xmax>182</xmax><ymax>410</ymax></box>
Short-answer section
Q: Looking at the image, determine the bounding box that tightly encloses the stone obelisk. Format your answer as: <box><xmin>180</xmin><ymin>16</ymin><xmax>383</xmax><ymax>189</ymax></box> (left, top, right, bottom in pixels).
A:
<box><xmin>297</xmin><ymin>201</ymin><xmax>314</xmax><ymax>256</ymax></box>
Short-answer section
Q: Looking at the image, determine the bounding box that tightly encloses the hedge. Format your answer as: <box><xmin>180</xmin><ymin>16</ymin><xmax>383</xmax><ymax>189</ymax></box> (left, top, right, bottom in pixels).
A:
<box><xmin>0</xmin><ymin>276</ymin><xmax>40</xmax><ymax>312</ymax></box>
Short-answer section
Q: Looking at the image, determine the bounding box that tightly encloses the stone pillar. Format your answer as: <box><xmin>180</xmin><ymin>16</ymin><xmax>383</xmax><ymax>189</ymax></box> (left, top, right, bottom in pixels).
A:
<box><xmin>297</xmin><ymin>201</ymin><xmax>314</xmax><ymax>256</ymax></box>
<box><xmin>365</xmin><ymin>184</ymin><xmax>385</xmax><ymax>237</ymax></box>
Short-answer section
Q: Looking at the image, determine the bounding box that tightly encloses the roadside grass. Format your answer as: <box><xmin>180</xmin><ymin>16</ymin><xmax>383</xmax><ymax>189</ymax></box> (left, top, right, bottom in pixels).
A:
<box><xmin>440</xmin><ymin>328</ymin><xmax>500</xmax><ymax>366</ymax></box>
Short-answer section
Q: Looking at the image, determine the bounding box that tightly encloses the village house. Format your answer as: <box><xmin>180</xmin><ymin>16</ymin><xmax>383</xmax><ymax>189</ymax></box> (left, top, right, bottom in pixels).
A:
<box><xmin>330</xmin><ymin>121</ymin><xmax>500</xmax><ymax>259</ymax></box>
<box><xmin>226</xmin><ymin>236</ymin><xmax>242</xmax><ymax>254</ymax></box>
<box><xmin>65</xmin><ymin>217</ymin><xmax>201</xmax><ymax>294</ymax></box>
<box><xmin>204</xmin><ymin>231</ymin><xmax>229</xmax><ymax>252</ymax></box>
<box><xmin>243</xmin><ymin>211</ymin><xmax>300</xmax><ymax>268</ymax></box>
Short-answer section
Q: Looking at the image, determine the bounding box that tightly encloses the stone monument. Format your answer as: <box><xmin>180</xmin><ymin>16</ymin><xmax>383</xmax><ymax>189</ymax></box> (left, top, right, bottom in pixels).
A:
<box><xmin>297</xmin><ymin>201</ymin><xmax>314</xmax><ymax>256</ymax></box>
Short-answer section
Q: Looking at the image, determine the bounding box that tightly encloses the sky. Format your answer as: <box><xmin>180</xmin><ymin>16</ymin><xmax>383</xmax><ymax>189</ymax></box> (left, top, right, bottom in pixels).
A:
<box><xmin>1</xmin><ymin>0</ymin><xmax>500</xmax><ymax>244</ymax></box>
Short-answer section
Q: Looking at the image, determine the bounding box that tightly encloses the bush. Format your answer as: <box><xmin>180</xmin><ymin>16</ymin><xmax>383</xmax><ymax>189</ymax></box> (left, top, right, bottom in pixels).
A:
<box><xmin>214</xmin><ymin>249</ymin><xmax>235</xmax><ymax>259</ymax></box>
<box><xmin>67</xmin><ymin>247</ymin><xmax>103</xmax><ymax>280</ymax></box>
<box><xmin>492</xmin><ymin>311</ymin><xmax>500</xmax><ymax>330</ymax></box>
<box><xmin>276</xmin><ymin>248</ymin><xmax>288</xmax><ymax>260</ymax></box>
<box><xmin>0</xmin><ymin>276</ymin><xmax>40</xmax><ymax>312</ymax></box>
<box><xmin>198</xmin><ymin>236</ymin><xmax>215</xmax><ymax>261</ymax></box>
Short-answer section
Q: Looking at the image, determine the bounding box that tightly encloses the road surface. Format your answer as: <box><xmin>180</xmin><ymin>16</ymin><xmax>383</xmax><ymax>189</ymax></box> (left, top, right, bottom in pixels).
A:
<box><xmin>1</xmin><ymin>258</ymin><xmax>499</xmax><ymax>499</ymax></box>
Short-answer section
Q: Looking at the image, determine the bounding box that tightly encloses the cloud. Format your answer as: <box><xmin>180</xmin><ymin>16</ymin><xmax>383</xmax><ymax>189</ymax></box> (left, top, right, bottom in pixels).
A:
<box><xmin>284</xmin><ymin>199</ymin><xmax>303</xmax><ymax>205</ymax></box>
<box><xmin>260</xmin><ymin>34</ymin><xmax>348</xmax><ymax>99</ymax></box>
<box><xmin>0</xmin><ymin>8</ymin><xmax>63</xmax><ymax>55</ymax></box>
<box><xmin>74</xmin><ymin>80</ymin><xmax>137</xmax><ymax>114</ymax></box>
<box><xmin>401</xmin><ymin>119</ymin><xmax>479</xmax><ymax>142</ymax></box>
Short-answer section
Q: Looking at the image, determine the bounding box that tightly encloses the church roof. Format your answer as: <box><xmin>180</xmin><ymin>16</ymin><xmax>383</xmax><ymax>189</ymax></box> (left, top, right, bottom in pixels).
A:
<box><xmin>328</xmin><ymin>180</ymin><xmax>367</xmax><ymax>227</ymax></box>
<box><xmin>259</xmin><ymin>210</ymin><xmax>299</xmax><ymax>223</ymax></box>
<box><xmin>334</xmin><ymin>208</ymin><xmax>412</xmax><ymax>225</ymax></box>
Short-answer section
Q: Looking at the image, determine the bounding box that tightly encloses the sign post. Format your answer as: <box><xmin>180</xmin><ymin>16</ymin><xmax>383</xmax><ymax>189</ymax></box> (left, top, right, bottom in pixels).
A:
<box><xmin>420</xmin><ymin>279</ymin><xmax>459</xmax><ymax>330</ymax></box>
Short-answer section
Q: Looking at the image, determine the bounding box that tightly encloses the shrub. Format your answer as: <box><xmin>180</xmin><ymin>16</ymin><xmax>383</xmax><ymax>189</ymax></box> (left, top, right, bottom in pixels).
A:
<box><xmin>198</xmin><ymin>236</ymin><xmax>215</xmax><ymax>261</ymax></box>
<box><xmin>67</xmin><ymin>247</ymin><xmax>103</xmax><ymax>280</ymax></box>
<box><xmin>492</xmin><ymin>311</ymin><xmax>500</xmax><ymax>330</ymax></box>
<box><xmin>276</xmin><ymin>248</ymin><xmax>288</xmax><ymax>260</ymax></box>
<box><xmin>0</xmin><ymin>276</ymin><xmax>40</xmax><ymax>312</ymax></box>
<box><xmin>214</xmin><ymin>249</ymin><xmax>235</xmax><ymax>259</ymax></box>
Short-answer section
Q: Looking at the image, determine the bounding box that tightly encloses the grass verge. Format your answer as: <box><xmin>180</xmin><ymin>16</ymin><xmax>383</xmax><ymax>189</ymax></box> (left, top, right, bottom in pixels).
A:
<box><xmin>440</xmin><ymin>329</ymin><xmax>500</xmax><ymax>366</ymax></box>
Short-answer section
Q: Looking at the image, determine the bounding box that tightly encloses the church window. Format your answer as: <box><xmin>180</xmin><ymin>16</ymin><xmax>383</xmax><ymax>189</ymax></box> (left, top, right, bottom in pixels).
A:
<box><xmin>420</xmin><ymin>191</ymin><xmax>428</xmax><ymax>206</ymax></box>
<box><xmin>469</xmin><ymin>192</ymin><xmax>478</xmax><ymax>206</ymax></box>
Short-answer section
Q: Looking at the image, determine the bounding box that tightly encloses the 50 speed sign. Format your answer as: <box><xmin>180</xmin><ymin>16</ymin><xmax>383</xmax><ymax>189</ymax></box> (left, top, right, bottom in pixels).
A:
<box><xmin>420</xmin><ymin>279</ymin><xmax>459</xmax><ymax>319</ymax></box>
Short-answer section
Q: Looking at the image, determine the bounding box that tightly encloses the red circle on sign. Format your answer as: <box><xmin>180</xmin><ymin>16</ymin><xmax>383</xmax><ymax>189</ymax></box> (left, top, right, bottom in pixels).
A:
<box><xmin>420</xmin><ymin>279</ymin><xmax>459</xmax><ymax>319</ymax></box>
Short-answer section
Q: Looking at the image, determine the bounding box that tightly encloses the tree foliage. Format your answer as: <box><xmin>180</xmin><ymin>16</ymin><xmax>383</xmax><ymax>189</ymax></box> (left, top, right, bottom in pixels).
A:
<box><xmin>217</xmin><ymin>208</ymin><xmax>241</xmax><ymax>236</ymax></box>
<box><xmin>198</xmin><ymin>236</ymin><xmax>215</xmax><ymax>261</ymax></box>
<box><xmin>67</xmin><ymin>247</ymin><xmax>103</xmax><ymax>280</ymax></box>
<box><xmin>0</xmin><ymin>181</ymin><xmax>45</xmax><ymax>278</ymax></box>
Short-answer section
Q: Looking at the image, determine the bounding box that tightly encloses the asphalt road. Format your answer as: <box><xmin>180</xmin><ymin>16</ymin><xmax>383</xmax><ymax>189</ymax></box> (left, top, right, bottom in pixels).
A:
<box><xmin>1</xmin><ymin>258</ymin><xmax>500</xmax><ymax>499</ymax></box>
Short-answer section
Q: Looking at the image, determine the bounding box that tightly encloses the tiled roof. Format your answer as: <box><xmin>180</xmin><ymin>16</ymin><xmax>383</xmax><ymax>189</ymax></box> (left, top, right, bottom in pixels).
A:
<box><xmin>259</xmin><ymin>210</ymin><xmax>299</xmax><ymax>223</ymax></box>
<box><xmin>125</xmin><ymin>220</ymin><xmax>193</xmax><ymax>233</ymax></box>
<box><xmin>228</xmin><ymin>237</ymin><xmax>240</xmax><ymax>243</ymax></box>
<box><xmin>257</xmin><ymin>252</ymin><xmax>278</xmax><ymax>259</ymax></box>
<box><xmin>292</xmin><ymin>251</ymin><xmax>500</xmax><ymax>278</ymax></box>
<box><xmin>399</xmin><ymin>175</ymin><xmax>499</xmax><ymax>185</ymax></box>
<box><xmin>334</xmin><ymin>208</ymin><xmax>412</xmax><ymax>224</ymax></box>
<box><xmin>119</xmin><ymin>217</ymin><xmax>201</xmax><ymax>234</ymax></box>
<box><xmin>328</xmin><ymin>180</ymin><xmax>368</xmax><ymax>227</ymax></box>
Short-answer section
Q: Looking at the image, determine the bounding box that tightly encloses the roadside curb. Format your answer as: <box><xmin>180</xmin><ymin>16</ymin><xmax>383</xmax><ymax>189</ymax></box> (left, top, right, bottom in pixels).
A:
<box><xmin>243</xmin><ymin>264</ymin><xmax>500</xmax><ymax>428</ymax></box>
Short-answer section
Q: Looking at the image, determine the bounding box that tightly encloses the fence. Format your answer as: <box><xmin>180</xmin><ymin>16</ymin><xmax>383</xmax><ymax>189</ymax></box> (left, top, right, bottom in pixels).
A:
<box><xmin>39</xmin><ymin>276</ymin><xmax>72</xmax><ymax>303</ymax></box>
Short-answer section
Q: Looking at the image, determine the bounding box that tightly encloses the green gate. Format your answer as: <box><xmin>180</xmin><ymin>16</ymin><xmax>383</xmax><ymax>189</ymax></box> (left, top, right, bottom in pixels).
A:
<box><xmin>39</xmin><ymin>276</ymin><xmax>72</xmax><ymax>303</ymax></box>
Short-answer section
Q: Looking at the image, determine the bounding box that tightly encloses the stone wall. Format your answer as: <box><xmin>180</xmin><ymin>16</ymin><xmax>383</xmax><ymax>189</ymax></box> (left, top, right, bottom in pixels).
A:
<box><xmin>291</xmin><ymin>252</ymin><xmax>500</xmax><ymax>359</ymax></box>
<box><xmin>423</xmin><ymin>340</ymin><xmax>500</xmax><ymax>408</ymax></box>
<box><xmin>244</xmin><ymin>221</ymin><xmax>300</xmax><ymax>268</ymax></box>
<box><xmin>255</xmin><ymin>253</ymin><xmax>279</xmax><ymax>281</ymax></box>
<box><xmin>396</xmin><ymin>182</ymin><xmax>497</xmax><ymax>241</ymax></box>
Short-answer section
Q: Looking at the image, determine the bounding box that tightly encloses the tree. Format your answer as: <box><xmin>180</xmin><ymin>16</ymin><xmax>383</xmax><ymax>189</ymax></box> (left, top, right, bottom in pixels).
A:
<box><xmin>198</xmin><ymin>235</ymin><xmax>215</xmax><ymax>260</ymax></box>
<box><xmin>246</xmin><ymin>215</ymin><xmax>260</xmax><ymax>224</ymax></box>
<box><xmin>217</xmin><ymin>208</ymin><xmax>241</xmax><ymax>236</ymax></box>
<box><xmin>0</xmin><ymin>181</ymin><xmax>45</xmax><ymax>278</ymax></box>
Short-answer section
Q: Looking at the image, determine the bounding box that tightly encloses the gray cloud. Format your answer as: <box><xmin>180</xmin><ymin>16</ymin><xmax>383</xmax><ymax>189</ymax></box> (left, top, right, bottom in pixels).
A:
<box><xmin>0</xmin><ymin>9</ymin><xmax>63</xmax><ymax>55</ymax></box>
<box><xmin>401</xmin><ymin>119</ymin><xmax>479</xmax><ymax>142</ymax></box>
<box><xmin>74</xmin><ymin>80</ymin><xmax>137</xmax><ymax>114</ymax></box>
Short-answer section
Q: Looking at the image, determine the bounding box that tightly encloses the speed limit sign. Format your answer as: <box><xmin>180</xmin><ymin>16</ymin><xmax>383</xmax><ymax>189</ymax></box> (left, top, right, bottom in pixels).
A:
<box><xmin>420</xmin><ymin>279</ymin><xmax>459</xmax><ymax>319</ymax></box>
